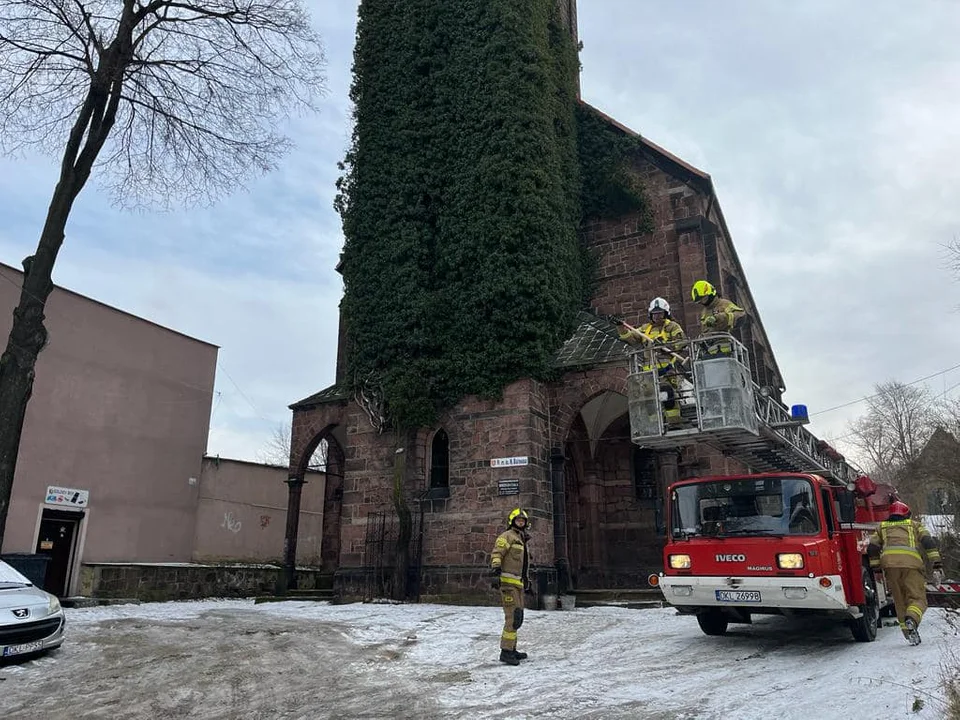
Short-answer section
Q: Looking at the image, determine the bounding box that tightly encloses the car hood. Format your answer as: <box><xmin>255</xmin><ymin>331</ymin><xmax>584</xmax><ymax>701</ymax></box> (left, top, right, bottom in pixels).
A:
<box><xmin>0</xmin><ymin>584</ymin><xmax>55</xmax><ymax>613</ymax></box>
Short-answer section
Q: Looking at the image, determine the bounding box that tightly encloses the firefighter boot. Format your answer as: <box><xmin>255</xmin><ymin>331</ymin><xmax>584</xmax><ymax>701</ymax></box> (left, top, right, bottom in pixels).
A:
<box><xmin>513</xmin><ymin>649</ymin><xmax>528</xmax><ymax>660</ymax></box>
<box><xmin>499</xmin><ymin>649</ymin><xmax>520</xmax><ymax>666</ymax></box>
<box><xmin>903</xmin><ymin>618</ymin><xmax>922</xmax><ymax>646</ymax></box>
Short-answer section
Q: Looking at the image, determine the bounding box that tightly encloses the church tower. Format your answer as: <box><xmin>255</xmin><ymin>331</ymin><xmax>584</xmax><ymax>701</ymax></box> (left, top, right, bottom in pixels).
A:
<box><xmin>557</xmin><ymin>0</ymin><xmax>581</xmax><ymax>98</ymax></box>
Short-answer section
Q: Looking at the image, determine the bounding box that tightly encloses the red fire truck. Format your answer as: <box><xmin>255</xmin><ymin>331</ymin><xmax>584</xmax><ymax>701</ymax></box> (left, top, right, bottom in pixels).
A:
<box><xmin>626</xmin><ymin>334</ymin><xmax>915</xmax><ymax>641</ymax></box>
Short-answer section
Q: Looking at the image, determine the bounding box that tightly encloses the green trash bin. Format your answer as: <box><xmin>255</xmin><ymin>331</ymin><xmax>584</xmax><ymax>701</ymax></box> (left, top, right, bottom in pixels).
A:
<box><xmin>1</xmin><ymin>553</ymin><xmax>51</xmax><ymax>588</ymax></box>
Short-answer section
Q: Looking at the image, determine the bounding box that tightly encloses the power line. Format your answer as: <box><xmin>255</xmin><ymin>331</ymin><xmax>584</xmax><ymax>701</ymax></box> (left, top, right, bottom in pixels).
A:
<box><xmin>810</xmin><ymin>362</ymin><xmax>960</xmax><ymax>417</ymax></box>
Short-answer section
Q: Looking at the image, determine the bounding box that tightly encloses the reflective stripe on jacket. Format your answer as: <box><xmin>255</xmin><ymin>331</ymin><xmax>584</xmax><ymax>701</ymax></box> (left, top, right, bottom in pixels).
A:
<box><xmin>619</xmin><ymin>320</ymin><xmax>685</xmax><ymax>371</ymax></box>
<box><xmin>868</xmin><ymin>518</ymin><xmax>941</xmax><ymax>570</ymax></box>
<box><xmin>490</xmin><ymin>527</ymin><xmax>529</xmax><ymax>588</ymax></box>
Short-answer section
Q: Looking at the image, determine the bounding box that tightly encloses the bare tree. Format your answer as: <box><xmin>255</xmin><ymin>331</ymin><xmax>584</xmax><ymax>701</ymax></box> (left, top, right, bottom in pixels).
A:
<box><xmin>257</xmin><ymin>422</ymin><xmax>327</xmax><ymax>471</ymax></box>
<box><xmin>0</xmin><ymin>1</ymin><xmax>325</xmax><ymax>544</ymax></box>
<box><xmin>846</xmin><ymin>381</ymin><xmax>938</xmax><ymax>483</ymax></box>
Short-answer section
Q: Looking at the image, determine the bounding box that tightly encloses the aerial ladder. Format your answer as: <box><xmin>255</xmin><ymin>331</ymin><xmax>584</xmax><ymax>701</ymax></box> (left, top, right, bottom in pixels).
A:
<box><xmin>626</xmin><ymin>333</ymin><xmax>853</xmax><ymax>484</ymax></box>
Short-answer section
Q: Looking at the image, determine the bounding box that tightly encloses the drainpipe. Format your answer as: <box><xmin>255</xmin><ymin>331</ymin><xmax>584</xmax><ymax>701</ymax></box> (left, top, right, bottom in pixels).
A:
<box><xmin>280</xmin><ymin>473</ymin><xmax>307</xmax><ymax>594</ymax></box>
<box><xmin>550</xmin><ymin>447</ymin><xmax>571</xmax><ymax>593</ymax></box>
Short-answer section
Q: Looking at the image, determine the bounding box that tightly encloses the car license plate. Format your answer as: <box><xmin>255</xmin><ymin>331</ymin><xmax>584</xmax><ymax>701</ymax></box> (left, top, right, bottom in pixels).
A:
<box><xmin>715</xmin><ymin>590</ymin><xmax>761</xmax><ymax>603</ymax></box>
<box><xmin>2</xmin><ymin>640</ymin><xmax>44</xmax><ymax>657</ymax></box>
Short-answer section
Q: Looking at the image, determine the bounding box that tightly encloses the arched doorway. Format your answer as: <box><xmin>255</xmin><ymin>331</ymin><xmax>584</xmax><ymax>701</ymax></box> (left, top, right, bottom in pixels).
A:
<box><xmin>562</xmin><ymin>391</ymin><xmax>666</xmax><ymax>589</ymax></box>
<box><xmin>294</xmin><ymin>425</ymin><xmax>346</xmax><ymax>574</ymax></box>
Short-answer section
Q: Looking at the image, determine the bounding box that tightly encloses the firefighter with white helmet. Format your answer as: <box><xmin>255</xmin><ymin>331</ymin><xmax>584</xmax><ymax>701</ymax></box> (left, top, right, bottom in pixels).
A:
<box><xmin>617</xmin><ymin>298</ymin><xmax>687</xmax><ymax>421</ymax></box>
<box><xmin>490</xmin><ymin>507</ymin><xmax>531</xmax><ymax>665</ymax></box>
<box><xmin>617</xmin><ymin>297</ymin><xmax>685</xmax><ymax>349</ymax></box>
<box><xmin>867</xmin><ymin>500</ymin><xmax>943</xmax><ymax>645</ymax></box>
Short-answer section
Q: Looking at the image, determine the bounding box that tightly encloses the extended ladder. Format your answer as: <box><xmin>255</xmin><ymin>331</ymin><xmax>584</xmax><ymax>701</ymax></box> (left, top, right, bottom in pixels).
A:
<box><xmin>626</xmin><ymin>334</ymin><xmax>855</xmax><ymax>484</ymax></box>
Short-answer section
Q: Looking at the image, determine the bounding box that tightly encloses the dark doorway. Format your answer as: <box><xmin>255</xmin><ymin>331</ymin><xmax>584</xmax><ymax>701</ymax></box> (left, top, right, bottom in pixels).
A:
<box><xmin>34</xmin><ymin>509</ymin><xmax>83</xmax><ymax>597</ymax></box>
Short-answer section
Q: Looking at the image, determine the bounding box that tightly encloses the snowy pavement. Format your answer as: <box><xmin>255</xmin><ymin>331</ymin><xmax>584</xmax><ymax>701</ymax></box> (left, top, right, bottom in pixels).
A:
<box><xmin>1</xmin><ymin>599</ymin><xmax>956</xmax><ymax>719</ymax></box>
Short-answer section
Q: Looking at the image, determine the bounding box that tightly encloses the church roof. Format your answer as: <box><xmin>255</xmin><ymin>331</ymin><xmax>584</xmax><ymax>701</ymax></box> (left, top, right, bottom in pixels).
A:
<box><xmin>289</xmin><ymin>382</ymin><xmax>350</xmax><ymax>411</ymax></box>
<box><xmin>552</xmin><ymin>310</ymin><xmax>629</xmax><ymax>370</ymax></box>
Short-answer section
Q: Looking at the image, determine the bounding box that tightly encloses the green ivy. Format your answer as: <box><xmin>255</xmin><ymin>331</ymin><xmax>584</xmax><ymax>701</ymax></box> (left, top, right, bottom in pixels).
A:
<box><xmin>577</xmin><ymin>103</ymin><xmax>653</xmax><ymax>223</ymax></box>
<box><xmin>337</xmin><ymin>0</ymin><xmax>649</xmax><ymax>428</ymax></box>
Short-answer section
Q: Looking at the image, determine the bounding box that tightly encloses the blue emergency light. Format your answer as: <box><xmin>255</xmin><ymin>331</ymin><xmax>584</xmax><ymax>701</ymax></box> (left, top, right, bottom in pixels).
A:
<box><xmin>790</xmin><ymin>404</ymin><xmax>809</xmax><ymax>423</ymax></box>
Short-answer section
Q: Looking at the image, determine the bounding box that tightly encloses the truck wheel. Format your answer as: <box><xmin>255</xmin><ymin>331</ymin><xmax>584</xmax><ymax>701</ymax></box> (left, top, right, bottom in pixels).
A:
<box><xmin>850</xmin><ymin>565</ymin><xmax>879</xmax><ymax>642</ymax></box>
<box><xmin>697</xmin><ymin>610</ymin><xmax>728</xmax><ymax>636</ymax></box>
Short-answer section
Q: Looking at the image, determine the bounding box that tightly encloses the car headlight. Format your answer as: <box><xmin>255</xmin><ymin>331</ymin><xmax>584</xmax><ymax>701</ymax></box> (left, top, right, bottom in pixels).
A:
<box><xmin>669</xmin><ymin>554</ymin><xmax>692</xmax><ymax>569</ymax></box>
<box><xmin>777</xmin><ymin>553</ymin><xmax>804</xmax><ymax>569</ymax></box>
<box><xmin>48</xmin><ymin>595</ymin><xmax>61</xmax><ymax>614</ymax></box>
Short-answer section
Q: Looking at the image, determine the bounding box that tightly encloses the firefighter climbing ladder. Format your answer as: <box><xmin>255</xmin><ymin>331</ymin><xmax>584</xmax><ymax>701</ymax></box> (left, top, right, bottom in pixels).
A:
<box><xmin>626</xmin><ymin>333</ymin><xmax>855</xmax><ymax>485</ymax></box>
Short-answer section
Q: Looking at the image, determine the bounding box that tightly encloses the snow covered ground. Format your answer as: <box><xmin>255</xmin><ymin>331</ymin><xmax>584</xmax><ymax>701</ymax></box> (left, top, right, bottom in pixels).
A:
<box><xmin>1</xmin><ymin>599</ymin><xmax>957</xmax><ymax>719</ymax></box>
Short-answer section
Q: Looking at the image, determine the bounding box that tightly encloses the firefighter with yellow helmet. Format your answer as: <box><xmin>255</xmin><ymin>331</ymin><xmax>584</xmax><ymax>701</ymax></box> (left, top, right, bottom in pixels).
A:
<box><xmin>690</xmin><ymin>280</ymin><xmax>745</xmax><ymax>354</ymax></box>
<box><xmin>867</xmin><ymin>500</ymin><xmax>943</xmax><ymax>645</ymax></box>
<box><xmin>490</xmin><ymin>507</ymin><xmax>531</xmax><ymax>666</ymax></box>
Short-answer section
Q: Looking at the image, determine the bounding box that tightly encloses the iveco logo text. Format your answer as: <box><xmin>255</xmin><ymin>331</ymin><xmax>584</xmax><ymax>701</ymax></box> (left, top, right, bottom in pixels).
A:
<box><xmin>715</xmin><ymin>554</ymin><xmax>746</xmax><ymax>562</ymax></box>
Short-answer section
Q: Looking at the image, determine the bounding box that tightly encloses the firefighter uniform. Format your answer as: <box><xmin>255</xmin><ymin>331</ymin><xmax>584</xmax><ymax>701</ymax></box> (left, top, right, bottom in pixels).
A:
<box><xmin>490</xmin><ymin>508</ymin><xmax>531</xmax><ymax>665</ymax></box>
<box><xmin>868</xmin><ymin>505</ymin><xmax>942</xmax><ymax>644</ymax></box>
<box><xmin>691</xmin><ymin>280</ymin><xmax>745</xmax><ymax>355</ymax></box>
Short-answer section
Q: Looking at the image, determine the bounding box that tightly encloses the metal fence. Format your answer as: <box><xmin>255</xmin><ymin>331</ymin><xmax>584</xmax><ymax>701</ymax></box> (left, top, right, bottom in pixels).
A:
<box><xmin>362</xmin><ymin>507</ymin><xmax>424</xmax><ymax>601</ymax></box>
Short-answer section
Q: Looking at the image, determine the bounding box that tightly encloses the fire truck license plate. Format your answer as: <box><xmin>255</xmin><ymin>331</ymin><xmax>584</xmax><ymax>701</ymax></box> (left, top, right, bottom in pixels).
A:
<box><xmin>715</xmin><ymin>590</ymin><xmax>761</xmax><ymax>603</ymax></box>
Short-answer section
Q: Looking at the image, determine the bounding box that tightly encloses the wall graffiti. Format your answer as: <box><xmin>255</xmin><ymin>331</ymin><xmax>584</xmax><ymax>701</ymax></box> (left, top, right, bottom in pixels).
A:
<box><xmin>260</xmin><ymin>514</ymin><xmax>271</xmax><ymax>529</ymax></box>
<box><xmin>221</xmin><ymin>511</ymin><xmax>242</xmax><ymax>533</ymax></box>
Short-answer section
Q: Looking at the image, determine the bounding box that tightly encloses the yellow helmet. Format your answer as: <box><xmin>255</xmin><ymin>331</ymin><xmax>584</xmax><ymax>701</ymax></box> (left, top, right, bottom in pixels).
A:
<box><xmin>691</xmin><ymin>280</ymin><xmax>716</xmax><ymax>303</ymax></box>
<box><xmin>507</xmin><ymin>508</ymin><xmax>529</xmax><ymax>528</ymax></box>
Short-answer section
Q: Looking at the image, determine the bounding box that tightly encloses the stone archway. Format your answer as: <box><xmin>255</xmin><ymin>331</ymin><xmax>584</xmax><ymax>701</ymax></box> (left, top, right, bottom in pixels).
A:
<box><xmin>561</xmin><ymin>389</ymin><xmax>665</xmax><ymax>589</ymax></box>
<box><xmin>293</xmin><ymin>424</ymin><xmax>346</xmax><ymax>574</ymax></box>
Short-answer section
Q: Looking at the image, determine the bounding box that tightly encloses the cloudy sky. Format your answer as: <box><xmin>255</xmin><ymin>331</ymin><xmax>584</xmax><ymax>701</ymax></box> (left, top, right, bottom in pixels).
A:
<box><xmin>1</xmin><ymin>1</ymin><xmax>957</xmax><ymax>466</ymax></box>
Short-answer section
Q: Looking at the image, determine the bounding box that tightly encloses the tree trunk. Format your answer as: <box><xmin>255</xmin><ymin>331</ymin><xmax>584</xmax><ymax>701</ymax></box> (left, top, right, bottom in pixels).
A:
<box><xmin>0</xmin><ymin>193</ymin><xmax>74</xmax><ymax>547</ymax></box>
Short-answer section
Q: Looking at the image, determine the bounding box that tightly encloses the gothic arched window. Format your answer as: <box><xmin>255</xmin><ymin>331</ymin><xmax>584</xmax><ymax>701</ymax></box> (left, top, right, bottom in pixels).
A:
<box><xmin>430</xmin><ymin>429</ymin><xmax>450</xmax><ymax>489</ymax></box>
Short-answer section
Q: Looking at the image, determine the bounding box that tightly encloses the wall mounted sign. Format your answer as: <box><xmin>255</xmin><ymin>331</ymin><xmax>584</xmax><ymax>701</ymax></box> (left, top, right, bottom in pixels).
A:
<box><xmin>490</xmin><ymin>456</ymin><xmax>529</xmax><ymax>468</ymax></box>
<box><xmin>45</xmin><ymin>486</ymin><xmax>89</xmax><ymax>508</ymax></box>
<box><xmin>498</xmin><ymin>479</ymin><xmax>521</xmax><ymax>496</ymax></box>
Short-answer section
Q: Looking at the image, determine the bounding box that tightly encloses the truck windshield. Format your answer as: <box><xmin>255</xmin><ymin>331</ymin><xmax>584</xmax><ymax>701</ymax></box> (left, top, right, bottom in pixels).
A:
<box><xmin>671</xmin><ymin>476</ymin><xmax>820</xmax><ymax>539</ymax></box>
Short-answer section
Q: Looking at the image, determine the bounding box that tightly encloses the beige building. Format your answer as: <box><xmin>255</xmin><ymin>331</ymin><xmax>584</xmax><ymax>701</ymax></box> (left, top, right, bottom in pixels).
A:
<box><xmin>0</xmin><ymin>262</ymin><xmax>323</xmax><ymax>597</ymax></box>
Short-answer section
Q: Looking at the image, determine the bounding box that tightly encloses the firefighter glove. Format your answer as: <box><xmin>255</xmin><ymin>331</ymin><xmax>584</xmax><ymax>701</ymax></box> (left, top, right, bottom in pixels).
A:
<box><xmin>703</xmin><ymin>315</ymin><xmax>717</xmax><ymax>327</ymax></box>
<box><xmin>490</xmin><ymin>567</ymin><xmax>501</xmax><ymax>589</ymax></box>
<box><xmin>932</xmin><ymin>568</ymin><xmax>943</xmax><ymax>586</ymax></box>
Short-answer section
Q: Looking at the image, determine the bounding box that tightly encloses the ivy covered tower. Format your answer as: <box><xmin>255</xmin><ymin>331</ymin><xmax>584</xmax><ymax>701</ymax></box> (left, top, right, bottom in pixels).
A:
<box><xmin>289</xmin><ymin>0</ymin><xmax>786</xmax><ymax>604</ymax></box>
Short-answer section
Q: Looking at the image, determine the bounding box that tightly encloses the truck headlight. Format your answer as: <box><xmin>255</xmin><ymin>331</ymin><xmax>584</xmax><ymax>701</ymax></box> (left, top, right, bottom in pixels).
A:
<box><xmin>668</xmin><ymin>554</ymin><xmax>691</xmax><ymax>569</ymax></box>
<box><xmin>777</xmin><ymin>553</ymin><xmax>804</xmax><ymax>569</ymax></box>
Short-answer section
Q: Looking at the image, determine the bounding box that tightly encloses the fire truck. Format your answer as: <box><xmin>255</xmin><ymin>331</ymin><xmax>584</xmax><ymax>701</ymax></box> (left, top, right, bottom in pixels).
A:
<box><xmin>628</xmin><ymin>333</ymin><xmax>944</xmax><ymax>642</ymax></box>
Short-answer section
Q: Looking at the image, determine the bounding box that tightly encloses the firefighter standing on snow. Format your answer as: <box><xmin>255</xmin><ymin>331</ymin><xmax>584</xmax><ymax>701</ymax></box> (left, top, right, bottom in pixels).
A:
<box><xmin>490</xmin><ymin>508</ymin><xmax>531</xmax><ymax>666</ymax></box>
<box><xmin>867</xmin><ymin>500</ymin><xmax>943</xmax><ymax>645</ymax></box>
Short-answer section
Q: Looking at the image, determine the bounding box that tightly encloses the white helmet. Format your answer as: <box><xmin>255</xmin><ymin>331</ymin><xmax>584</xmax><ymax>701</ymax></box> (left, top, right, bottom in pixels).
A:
<box><xmin>648</xmin><ymin>297</ymin><xmax>670</xmax><ymax>318</ymax></box>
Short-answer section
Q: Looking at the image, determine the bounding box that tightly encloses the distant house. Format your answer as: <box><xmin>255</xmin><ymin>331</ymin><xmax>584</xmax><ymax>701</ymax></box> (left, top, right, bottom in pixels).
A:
<box><xmin>903</xmin><ymin>427</ymin><xmax>960</xmax><ymax>534</ymax></box>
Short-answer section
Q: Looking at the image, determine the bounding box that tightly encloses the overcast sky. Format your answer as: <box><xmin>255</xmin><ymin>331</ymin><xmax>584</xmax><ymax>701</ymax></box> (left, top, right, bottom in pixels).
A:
<box><xmin>1</xmin><ymin>1</ymin><xmax>957</xmax><ymax>466</ymax></box>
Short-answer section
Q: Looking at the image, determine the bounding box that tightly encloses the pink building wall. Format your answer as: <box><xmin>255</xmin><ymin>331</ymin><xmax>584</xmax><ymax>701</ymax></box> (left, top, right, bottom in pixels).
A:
<box><xmin>193</xmin><ymin>457</ymin><xmax>325</xmax><ymax>565</ymax></box>
<box><xmin>0</xmin><ymin>262</ymin><xmax>217</xmax><ymax>571</ymax></box>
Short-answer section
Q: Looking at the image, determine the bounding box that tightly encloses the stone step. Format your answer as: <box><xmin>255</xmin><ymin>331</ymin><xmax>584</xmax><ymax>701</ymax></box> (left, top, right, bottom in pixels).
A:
<box><xmin>570</xmin><ymin>588</ymin><xmax>665</xmax><ymax>609</ymax></box>
<box><xmin>253</xmin><ymin>594</ymin><xmax>335</xmax><ymax>605</ymax></box>
<box><xmin>61</xmin><ymin>597</ymin><xmax>141</xmax><ymax>608</ymax></box>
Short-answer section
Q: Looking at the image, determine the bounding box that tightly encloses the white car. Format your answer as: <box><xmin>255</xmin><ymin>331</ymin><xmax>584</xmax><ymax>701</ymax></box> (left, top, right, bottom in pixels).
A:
<box><xmin>0</xmin><ymin>560</ymin><xmax>65</xmax><ymax>659</ymax></box>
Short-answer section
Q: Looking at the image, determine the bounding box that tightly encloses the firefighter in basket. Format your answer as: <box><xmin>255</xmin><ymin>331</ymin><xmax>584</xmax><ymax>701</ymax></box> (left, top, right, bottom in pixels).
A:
<box><xmin>690</xmin><ymin>280</ymin><xmax>745</xmax><ymax>356</ymax></box>
<box><xmin>617</xmin><ymin>297</ymin><xmax>687</xmax><ymax>422</ymax></box>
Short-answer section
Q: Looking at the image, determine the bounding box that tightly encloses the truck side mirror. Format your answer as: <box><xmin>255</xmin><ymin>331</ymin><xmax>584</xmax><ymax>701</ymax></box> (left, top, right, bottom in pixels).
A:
<box><xmin>837</xmin><ymin>489</ymin><xmax>856</xmax><ymax>524</ymax></box>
